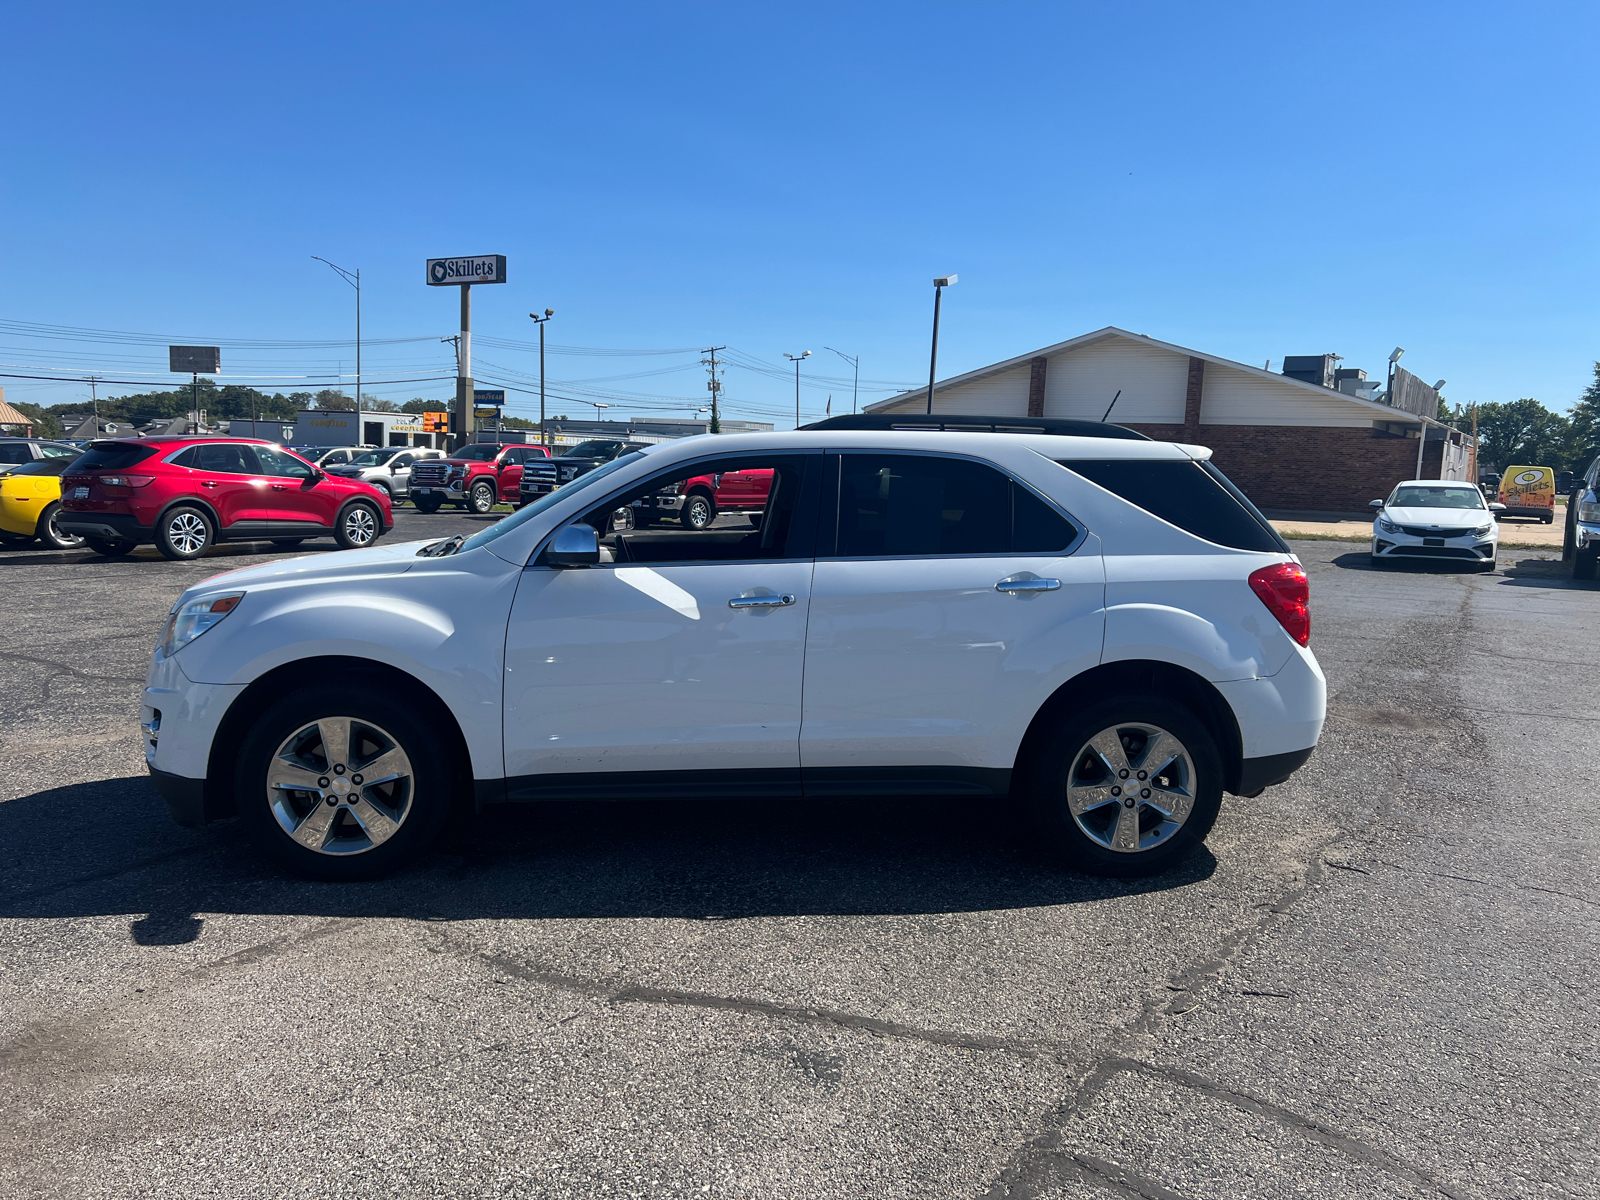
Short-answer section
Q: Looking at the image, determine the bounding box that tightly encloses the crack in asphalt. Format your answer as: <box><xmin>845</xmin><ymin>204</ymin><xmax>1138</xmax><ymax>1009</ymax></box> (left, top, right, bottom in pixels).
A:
<box><xmin>423</xmin><ymin>931</ymin><xmax>1059</xmax><ymax>1059</ymax></box>
<box><xmin>0</xmin><ymin>648</ymin><xmax>147</xmax><ymax>684</ymax></box>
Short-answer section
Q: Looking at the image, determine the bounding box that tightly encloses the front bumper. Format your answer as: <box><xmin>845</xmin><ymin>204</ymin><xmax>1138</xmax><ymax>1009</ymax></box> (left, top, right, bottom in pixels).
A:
<box><xmin>1372</xmin><ymin>525</ymin><xmax>1496</xmax><ymax>561</ymax></box>
<box><xmin>412</xmin><ymin>484</ymin><xmax>467</xmax><ymax>501</ymax></box>
<box><xmin>1576</xmin><ymin>521</ymin><xmax>1600</xmax><ymax>551</ymax></box>
<box><xmin>148</xmin><ymin>764</ymin><xmax>208</xmax><ymax>827</ymax></box>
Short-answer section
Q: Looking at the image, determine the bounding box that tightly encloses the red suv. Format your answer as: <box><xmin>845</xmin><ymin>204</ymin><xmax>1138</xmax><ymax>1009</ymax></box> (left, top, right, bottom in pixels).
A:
<box><xmin>59</xmin><ymin>437</ymin><xmax>394</xmax><ymax>560</ymax></box>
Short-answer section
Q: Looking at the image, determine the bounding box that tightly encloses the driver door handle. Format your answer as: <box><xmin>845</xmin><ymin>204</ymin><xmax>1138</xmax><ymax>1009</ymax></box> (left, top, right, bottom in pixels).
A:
<box><xmin>995</xmin><ymin>577</ymin><xmax>1061</xmax><ymax>592</ymax></box>
<box><xmin>271</xmin><ymin>484</ymin><xmax>289</xmax><ymax>491</ymax></box>
<box><xmin>728</xmin><ymin>594</ymin><xmax>797</xmax><ymax>609</ymax></box>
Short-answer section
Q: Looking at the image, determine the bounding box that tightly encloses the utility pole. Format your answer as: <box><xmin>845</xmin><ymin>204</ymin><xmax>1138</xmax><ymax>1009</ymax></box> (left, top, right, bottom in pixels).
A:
<box><xmin>926</xmin><ymin>275</ymin><xmax>956</xmax><ymax>415</ymax></box>
<box><xmin>313</xmin><ymin>257</ymin><xmax>361</xmax><ymax>413</ymax></box>
<box><xmin>88</xmin><ymin>376</ymin><xmax>98</xmax><ymax>438</ymax></box>
<box><xmin>530</xmin><ymin>310</ymin><xmax>554</xmax><ymax>448</ymax></box>
<box><xmin>784</xmin><ymin>350</ymin><xmax>810</xmax><ymax>429</ymax></box>
<box><xmin>702</xmin><ymin>346</ymin><xmax>726</xmax><ymax>433</ymax></box>
<box><xmin>825</xmin><ymin>347</ymin><xmax>859</xmax><ymax>413</ymax></box>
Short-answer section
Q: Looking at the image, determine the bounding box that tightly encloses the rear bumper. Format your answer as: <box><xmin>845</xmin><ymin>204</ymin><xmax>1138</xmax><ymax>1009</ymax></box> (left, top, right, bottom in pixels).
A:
<box><xmin>1499</xmin><ymin>507</ymin><xmax>1552</xmax><ymax>520</ymax></box>
<box><xmin>58</xmin><ymin>511</ymin><xmax>149</xmax><ymax>543</ymax></box>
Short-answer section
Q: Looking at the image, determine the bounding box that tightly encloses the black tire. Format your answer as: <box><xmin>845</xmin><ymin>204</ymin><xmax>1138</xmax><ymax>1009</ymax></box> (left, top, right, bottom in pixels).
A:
<box><xmin>84</xmin><ymin>535</ymin><xmax>133</xmax><ymax>557</ymax></box>
<box><xmin>154</xmin><ymin>505</ymin><xmax>214</xmax><ymax>561</ymax></box>
<box><xmin>335</xmin><ymin>502</ymin><xmax>382</xmax><ymax>550</ymax></box>
<box><xmin>1564</xmin><ymin>506</ymin><xmax>1576</xmax><ymax>562</ymax></box>
<box><xmin>1021</xmin><ymin>694</ymin><xmax>1224</xmax><ymax>878</ymax></box>
<box><xmin>633</xmin><ymin>510</ymin><xmax>654</xmax><ymax>530</ymax></box>
<box><xmin>413</xmin><ymin>494</ymin><xmax>444</xmax><ymax>514</ymax></box>
<box><xmin>271</xmin><ymin>538</ymin><xmax>306</xmax><ymax>550</ymax></box>
<box><xmin>235</xmin><ymin>683</ymin><xmax>454</xmax><ymax>880</ymax></box>
<box><xmin>469</xmin><ymin>480</ymin><xmax>497</xmax><ymax>514</ymax></box>
<box><xmin>1543</xmin><ymin>514</ymin><xmax>1554</xmax><ymax>524</ymax></box>
<box><xmin>747</xmin><ymin>512</ymin><xmax>763</xmax><ymax>531</ymax></box>
<box><xmin>682</xmin><ymin>491</ymin><xmax>716</xmax><ymax>530</ymax></box>
<box><xmin>36</xmin><ymin>502</ymin><xmax>84</xmax><ymax>550</ymax></box>
<box><xmin>1574</xmin><ymin>543</ymin><xmax>1598</xmax><ymax>581</ymax></box>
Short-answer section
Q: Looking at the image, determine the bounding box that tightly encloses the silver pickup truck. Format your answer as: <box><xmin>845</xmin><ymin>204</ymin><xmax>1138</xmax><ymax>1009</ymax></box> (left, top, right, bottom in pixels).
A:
<box><xmin>323</xmin><ymin>447</ymin><xmax>445</xmax><ymax>500</ymax></box>
<box><xmin>1564</xmin><ymin>456</ymin><xmax>1600</xmax><ymax>579</ymax></box>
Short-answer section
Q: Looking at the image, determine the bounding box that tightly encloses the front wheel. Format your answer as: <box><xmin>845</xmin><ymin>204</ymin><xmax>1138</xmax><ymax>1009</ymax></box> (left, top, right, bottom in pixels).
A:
<box><xmin>469</xmin><ymin>481</ymin><xmax>497</xmax><ymax>514</ymax></box>
<box><xmin>413</xmin><ymin>494</ymin><xmax>443</xmax><ymax>514</ymax></box>
<box><xmin>235</xmin><ymin>685</ymin><xmax>454</xmax><ymax>880</ymax></box>
<box><xmin>155</xmin><ymin>505</ymin><xmax>214</xmax><ymax>560</ymax></box>
<box><xmin>335</xmin><ymin>502</ymin><xmax>381</xmax><ymax>550</ymax></box>
<box><xmin>1022</xmin><ymin>695</ymin><xmax>1223</xmax><ymax>877</ymax></box>
<box><xmin>37</xmin><ymin>502</ymin><xmax>84</xmax><ymax>550</ymax></box>
<box><xmin>682</xmin><ymin>491</ymin><xmax>715</xmax><ymax>530</ymax></box>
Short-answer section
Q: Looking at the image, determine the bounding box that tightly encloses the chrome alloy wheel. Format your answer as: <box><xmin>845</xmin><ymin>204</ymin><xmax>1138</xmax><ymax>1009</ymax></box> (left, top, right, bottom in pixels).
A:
<box><xmin>343</xmin><ymin>506</ymin><xmax>377</xmax><ymax>546</ymax></box>
<box><xmin>46</xmin><ymin>508</ymin><xmax>83</xmax><ymax>548</ymax></box>
<box><xmin>167</xmin><ymin>511</ymin><xmax>209</xmax><ymax>554</ymax></box>
<box><xmin>265</xmin><ymin>717</ymin><xmax>413</xmax><ymax>855</ymax></box>
<box><xmin>1066</xmin><ymin>722</ymin><xmax>1196</xmax><ymax>853</ymax></box>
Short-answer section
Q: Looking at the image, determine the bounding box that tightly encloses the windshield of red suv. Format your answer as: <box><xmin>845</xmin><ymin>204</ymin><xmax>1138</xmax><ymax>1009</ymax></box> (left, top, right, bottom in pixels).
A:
<box><xmin>72</xmin><ymin>442</ymin><xmax>161</xmax><ymax>471</ymax></box>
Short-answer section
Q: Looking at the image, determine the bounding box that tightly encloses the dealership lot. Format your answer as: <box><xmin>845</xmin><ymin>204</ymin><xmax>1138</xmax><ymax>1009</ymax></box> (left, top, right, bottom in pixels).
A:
<box><xmin>1</xmin><ymin>526</ymin><xmax>1595</xmax><ymax>1198</ymax></box>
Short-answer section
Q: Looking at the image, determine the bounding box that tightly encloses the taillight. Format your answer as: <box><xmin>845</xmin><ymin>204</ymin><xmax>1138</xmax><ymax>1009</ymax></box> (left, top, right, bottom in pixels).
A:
<box><xmin>100</xmin><ymin>475</ymin><xmax>155</xmax><ymax>487</ymax></box>
<box><xmin>1248</xmin><ymin>562</ymin><xmax>1310</xmax><ymax>646</ymax></box>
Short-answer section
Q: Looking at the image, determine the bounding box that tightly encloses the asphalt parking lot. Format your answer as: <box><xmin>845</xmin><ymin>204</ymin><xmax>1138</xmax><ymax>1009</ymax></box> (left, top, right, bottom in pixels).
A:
<box><xmin>1</xmin><ymin>520</ymin><xmax>1595</xmax><ymax>1199</ymax></box>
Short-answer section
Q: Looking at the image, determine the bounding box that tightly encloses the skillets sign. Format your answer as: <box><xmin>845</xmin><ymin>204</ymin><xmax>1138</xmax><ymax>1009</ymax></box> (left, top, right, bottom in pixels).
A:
<box><xmin>426</xmin><ymin>255</ymin><xmax>507</xmax><ymax>286</ymax></box>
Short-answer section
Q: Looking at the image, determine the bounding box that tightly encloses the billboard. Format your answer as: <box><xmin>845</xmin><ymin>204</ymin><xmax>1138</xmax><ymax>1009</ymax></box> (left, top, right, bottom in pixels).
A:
<box><xmin>1389</xmin><ymin>366</ymin><xmax>1439</xmax><ymax>418</ymax></box>
<box><xmin>426</xmin><ymin>255</ymin><xmax>507</xmax><ymax>286</ymax></box>
<box><xmin>473</xmin><ymin>389</ymin><xmax>506</xmax><ymax>405</ymax></box>
<box><xmin>169</xmin><ymin>345</ymin><xmax>220</xmax><ymax>373</ymax></box>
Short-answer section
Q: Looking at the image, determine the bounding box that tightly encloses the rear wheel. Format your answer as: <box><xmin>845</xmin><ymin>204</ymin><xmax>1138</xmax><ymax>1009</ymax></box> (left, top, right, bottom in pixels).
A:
<box><xmin>413</xmin><ymin>494</ymin><xmax>443</xmax><ymax>514</ymax></box>
<box><xmin>36</xmin><ymin>502</ymin><xmax>83</xmax><ymax>550</ymax></box>
<box><xmin>236</xmin><ymin>685</ymin><xmax>454</xmax><ymax>880</ymax></box>
<box><xmin>335</xmin><ymin>502</ymin><xmax>381</xmax><ymax>550</ymax></box>
<box><xmin>84</xmin><ymin>535</ymin><xmax>133</xmax><ymax>557</ymax></box>
<box><xmin>1022</xmin><ymin>695</ymin><xmax>1223</xmax><ymax>877</ymax></box>
<box><xmin>469</xmin><ymin>480</ymin><xmax>497</xmax><ymax>514</ymax></box>
<box><xmin>155</xmin><ymin>505</ymin><xmax>214</xmax><ymax>560</ymax></box>
<box><xmin>682</xmin><ymin>491</ymin><xmax>715</xmax><ymax>530</ymax></box>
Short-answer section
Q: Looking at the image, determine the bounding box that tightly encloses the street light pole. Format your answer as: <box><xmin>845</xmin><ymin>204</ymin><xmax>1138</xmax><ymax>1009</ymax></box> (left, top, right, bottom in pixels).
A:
<box><xmin>927</xmin><ymin>275</ymin><xmax>956</xmax><ymax>415</ymax></box>
<box><xmin>529</xmin><ymin>309</ymin><xmax>554</xmax><ymax>448</ymax></box>
<box><xmin>784</xmin><ymin>351</ymin><xmax>811</xmax><ymax>429</ymax></box>
<box><xmin>313</xmin><ymin>256</ymin><xmax>361</xmax><ymax>410</ymax></box>
<box><xmin>825</xmin><ymin>347</ymin><xmax>859</xmax><ymax>413</ymax></box>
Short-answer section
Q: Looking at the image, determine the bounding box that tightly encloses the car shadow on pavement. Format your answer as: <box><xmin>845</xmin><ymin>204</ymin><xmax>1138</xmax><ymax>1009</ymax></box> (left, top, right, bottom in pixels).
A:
<box><xmin>0</xmin><ymin>775</ymin><xmax>1215</xmax><ymax>943</ymax></box>
<box><xmin>1328</xmin><ymin>551</ymin><xmax>1490</xmax><ymax>575</ymax></box>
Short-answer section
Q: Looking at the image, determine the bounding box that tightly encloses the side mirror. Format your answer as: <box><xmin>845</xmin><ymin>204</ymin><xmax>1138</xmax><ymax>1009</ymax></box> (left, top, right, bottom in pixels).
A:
<box><xmin>545</xmin><ymin>523</ymin><xmax>599</xmax><ymax>568</ymax></box>
<box><xmin>1369</xmin><ymin>499</ymin><xmax>1383</xmax><ymax>509</ymax></box>
<box><xmin>1488</xmin><ymin>502</ymin><xmax>1506</xmax><ymax>511</ymax></box>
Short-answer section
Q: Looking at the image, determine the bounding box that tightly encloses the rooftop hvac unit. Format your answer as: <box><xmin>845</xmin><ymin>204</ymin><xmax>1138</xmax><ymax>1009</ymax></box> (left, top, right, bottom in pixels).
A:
<box><xmin>1281</xmin><ymin>354</ymin><xmax>1340</xmax><ymax>388</ymax></box>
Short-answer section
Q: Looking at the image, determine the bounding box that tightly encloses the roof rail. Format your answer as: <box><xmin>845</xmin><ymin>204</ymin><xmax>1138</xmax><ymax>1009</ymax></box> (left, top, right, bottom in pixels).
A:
<box><xmin>799</xmin><ymin>413</ymin><xmax>1150</xmax><ymax>440</ymax></box>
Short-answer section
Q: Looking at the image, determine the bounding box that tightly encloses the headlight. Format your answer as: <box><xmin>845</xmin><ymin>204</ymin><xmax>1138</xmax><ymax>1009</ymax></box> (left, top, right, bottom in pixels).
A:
<box><xmin>1377</xmin><ymin>518</ymin><xmax>1400</xmax><ymax>534</ymax></box>
<box><xmin>1579</xmin><ymin>499</ymin><xmax>1600</xmax><ymax>523</ymax></box>
<box><xmin>158</xmin><ymin>592</ymin><xmax>244</xmax><ymax>658</ymax></box>
<box><xmin>1473</xmin><ymin>523</ymin><xmax>1494</xmax><ymax>537</ymax></box>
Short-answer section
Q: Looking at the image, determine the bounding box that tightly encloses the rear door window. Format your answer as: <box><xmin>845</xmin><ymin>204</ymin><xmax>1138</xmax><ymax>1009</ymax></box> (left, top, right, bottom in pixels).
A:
<box><xmin>195</xmin><ymin>444</ymin><xmax>260</xmax><ymax>475</ymax></box>
<box><xmin>0</xmin><ymin>444</ymin><xmax>32</xmax><ymax>464</ymax></box>
<box><xmin>1058</xmin><ymin>457</ymin><xmax>1288</xmax><ymax>553</ymax></box>
<box><xmin>832</xmin><ymin>453</ymin><xmax>1078</xmax><ymax>557</ymax></box>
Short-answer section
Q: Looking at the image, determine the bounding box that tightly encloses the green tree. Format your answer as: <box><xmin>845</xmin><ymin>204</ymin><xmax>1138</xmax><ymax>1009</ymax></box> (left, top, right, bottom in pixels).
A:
<box><xmin>402</xmin><ymin>398</ymin><xmax>450</xmax><ymax>413</ymax></box>
<box><xmin>1563</xmin><ymin>362</ymin><xmax>1600</xmax><ymax>471</ymax></box>
<box><xmin>12</xmin><ymin>401</ymin><xmax>63</xmax><ymax>437</ymax></box>
<box><xmin>1471</xmin><ymin>398</ymin><xmax>1569</xmax><ymax>471</ymax></box>
<box><xmin>360</xmin><ymin>394</ymin><xmax>399</xmax><ymax>412</ymax></box>
<box><xmin>314</xmin><ymin>389</ymin><xmax>355</xmax><ymax>410</ymax></box>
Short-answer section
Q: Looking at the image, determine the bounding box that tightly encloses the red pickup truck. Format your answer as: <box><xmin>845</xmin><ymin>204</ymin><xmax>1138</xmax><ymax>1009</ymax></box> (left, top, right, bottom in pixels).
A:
<box><xmin>407</xmin><ymin>443</ymin><xmax>550</xmax><ymax>514</ymax></box>
<box><xmin>635</xmin><ymin>467</ymin><xmax>773</xmax><ymax>529</ymax></box>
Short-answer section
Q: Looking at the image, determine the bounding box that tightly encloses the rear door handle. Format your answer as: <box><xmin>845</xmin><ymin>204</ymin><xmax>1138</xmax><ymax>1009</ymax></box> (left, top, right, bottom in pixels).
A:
<box><xmin>728</xmin><ymin>594</ymin><xmax>797</xmax><ymax>609</ymax></box>
<box><xmin>995</xmin><ymin>577</ymin><xmax>1061</xmax><ymax>592</ymax></box>
<box><xmin>201</xmin><ymin>481</ymin><xmax>220</xmax><ymax>488</ymax></box>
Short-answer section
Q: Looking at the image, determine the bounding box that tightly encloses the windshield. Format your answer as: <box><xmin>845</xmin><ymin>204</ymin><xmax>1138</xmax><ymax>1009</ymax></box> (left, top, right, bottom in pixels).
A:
<box><xmin>453</xmin><ymin>444</ymin><xmax>503</xmax><ymax>462</ymax></box>
<box><xmin>8</xmin><ymin>457</ymin><xmax>76</xmax><ymax>477</ymax></box>
<box><xmin>456</xmin><ymin>451</ymin><xmax>645</xmax><ymax>555</ymax></box>
<box><xmin>349</xmin><ymin>448</ymin><xmax>400</xmax><ymax>467</ymax></box>
<box><xmin>563</xmin><ymin>440</ymin><xmax>623</xmax><ymax>458</ymax></box>
<box><xmin>1389</xmin><ymin>485</ymin><xmax>1485</xmax><ymax>510</ymax></box>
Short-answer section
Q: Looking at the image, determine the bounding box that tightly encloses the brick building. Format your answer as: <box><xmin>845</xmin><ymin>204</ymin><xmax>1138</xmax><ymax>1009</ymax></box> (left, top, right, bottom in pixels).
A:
<box><xmin>867</xmin><ymin>327</ymin><xmax>1471</xmax><ymax>513</ymax></box>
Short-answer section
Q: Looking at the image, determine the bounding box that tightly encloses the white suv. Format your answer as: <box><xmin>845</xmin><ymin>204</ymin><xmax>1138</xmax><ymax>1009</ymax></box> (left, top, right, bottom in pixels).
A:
<box><xmin>141</xmin><ymin>430</ymin><xmax>1324</xmax><ymax>881</ymax></box>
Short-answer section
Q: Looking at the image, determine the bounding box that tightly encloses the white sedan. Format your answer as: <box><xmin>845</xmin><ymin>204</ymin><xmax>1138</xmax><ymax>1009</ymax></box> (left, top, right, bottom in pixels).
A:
<box><xmin>1370</xmin><ymin>480</ymin><xmax>1503</xmax><ymax>570</ymax></box>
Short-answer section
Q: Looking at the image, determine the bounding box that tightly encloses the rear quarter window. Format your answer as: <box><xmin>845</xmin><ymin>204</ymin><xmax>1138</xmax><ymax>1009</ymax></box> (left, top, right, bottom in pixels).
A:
<box><xmin>1058</xmin><ymin>458</ymin><xmax>1289</xmax><ymax>553</ymax></box>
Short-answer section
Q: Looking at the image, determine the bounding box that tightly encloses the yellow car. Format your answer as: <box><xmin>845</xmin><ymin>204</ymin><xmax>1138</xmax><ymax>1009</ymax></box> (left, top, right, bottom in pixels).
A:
<box><xmin>0</xmin><ymin>457</ymin><xmax>83</xmax><ymax>549</ymax></box>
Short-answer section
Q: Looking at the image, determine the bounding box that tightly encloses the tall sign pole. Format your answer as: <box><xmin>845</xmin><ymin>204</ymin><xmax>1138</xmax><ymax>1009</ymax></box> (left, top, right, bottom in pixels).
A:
<box><xmin>530</xmin><ymin>309</ymin><xmax>554</xmax><ymax>448</ymax></box>
<box><xmin>926</xmin><ymin>275</ymin><xmax>956</xmax><ymax>415</ymax></box>
<box><xmin>428</xmin><ymin>255</ymin><xmax>507</xmax><ymax>451</ymax></box>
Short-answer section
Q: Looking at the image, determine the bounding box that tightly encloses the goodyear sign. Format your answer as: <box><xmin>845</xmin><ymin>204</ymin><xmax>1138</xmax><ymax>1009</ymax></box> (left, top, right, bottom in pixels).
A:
<box><xmin>426</xmin><ymin>255</ymin><xmax>507</xmax><ymax>286</ymax></box>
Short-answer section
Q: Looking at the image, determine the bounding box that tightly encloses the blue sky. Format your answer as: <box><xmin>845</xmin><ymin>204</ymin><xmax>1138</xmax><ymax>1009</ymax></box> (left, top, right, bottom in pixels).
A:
<box><xmin>3</xmin><ymin>2</ymin><xmax>1597</xmax><ymax>424</ymax></box>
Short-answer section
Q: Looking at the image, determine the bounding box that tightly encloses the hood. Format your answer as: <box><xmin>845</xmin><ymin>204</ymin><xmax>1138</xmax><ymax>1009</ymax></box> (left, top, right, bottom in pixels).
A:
<box><xmin>1382</xmin><ymin>506</ymin><xmax>1493</xmax><ymax>528</ymax></box>
<box><xmin>181</xmin><ymin>538</ymin><xmax>432</xmax><ymax>597</ymax></box>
